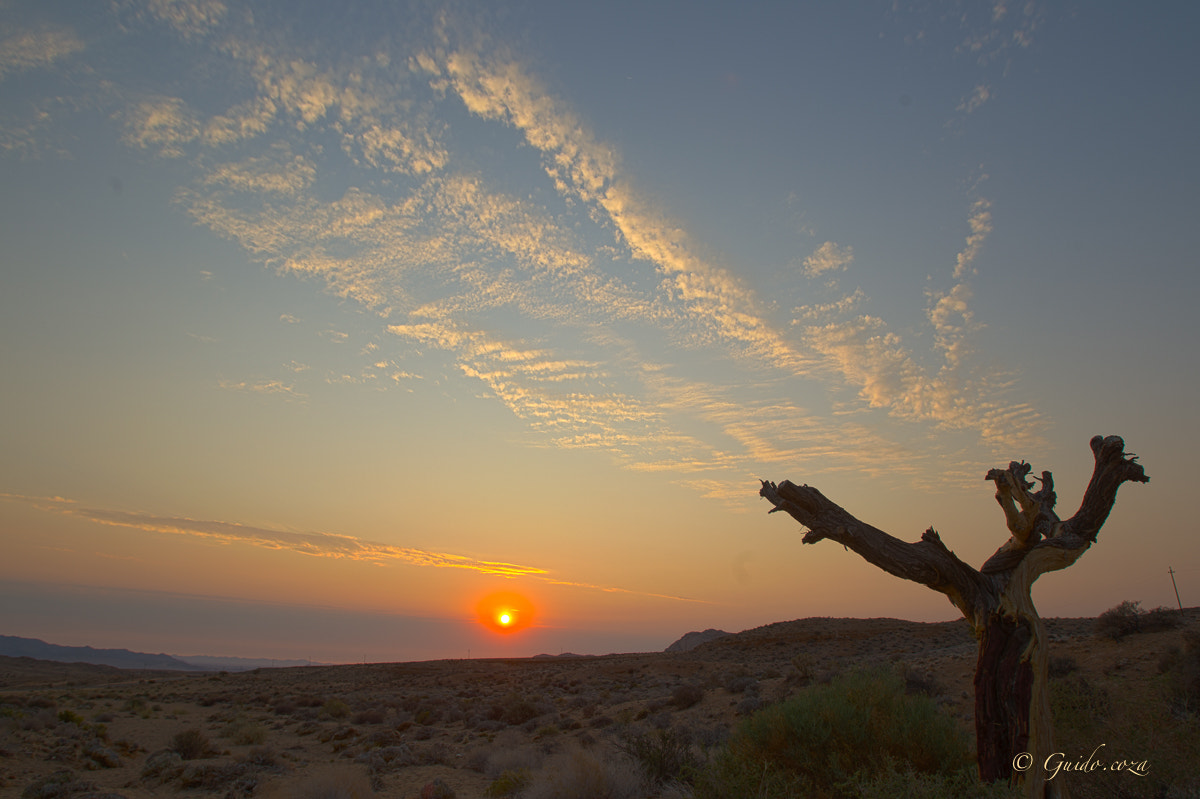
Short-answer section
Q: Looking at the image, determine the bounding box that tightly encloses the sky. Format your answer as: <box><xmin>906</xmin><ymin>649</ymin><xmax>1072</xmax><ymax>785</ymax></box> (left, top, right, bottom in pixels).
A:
<box><xmin>1</xmin><ymin>0</ymin><xmax>1197</xmax><ymax>664</ymax></box>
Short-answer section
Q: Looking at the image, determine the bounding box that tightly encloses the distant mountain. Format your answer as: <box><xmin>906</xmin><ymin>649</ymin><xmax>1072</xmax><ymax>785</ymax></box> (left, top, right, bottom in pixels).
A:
<box><xmin>665</xmin><ymin>628</ymin><xmax>730</xmax><ymax>653</ymax></box>
<box><xmin>0</xmin><ymin>635</ymin><xmax>196</xmax><ymax>671</ymax></box>
<box><xmin>178</xmin><ymin>654</ymin><xmax>317</xmax><ymax>671</ymax></box>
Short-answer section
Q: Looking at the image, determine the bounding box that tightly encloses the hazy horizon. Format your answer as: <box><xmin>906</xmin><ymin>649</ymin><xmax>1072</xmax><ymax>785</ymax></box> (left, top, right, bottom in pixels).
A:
<box><xmin>2</xmin><ymin>0</ymin><xmax>1197</xmax><ymax>664</ymax></box>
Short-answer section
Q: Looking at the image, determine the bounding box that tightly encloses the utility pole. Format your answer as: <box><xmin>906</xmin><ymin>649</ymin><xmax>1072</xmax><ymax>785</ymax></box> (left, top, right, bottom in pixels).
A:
<box><xmin>1169</xmin><ymin>567</ymin><xmax>1184</xmax><ymax>615</ymax></box>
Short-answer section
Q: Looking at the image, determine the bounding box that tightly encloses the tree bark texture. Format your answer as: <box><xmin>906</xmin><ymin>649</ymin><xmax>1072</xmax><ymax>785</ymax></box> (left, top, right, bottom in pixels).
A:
<box><xmin>759</xmin><ymin>435</ymin><xmax>1147</xmax><ymax>799</ymax></box>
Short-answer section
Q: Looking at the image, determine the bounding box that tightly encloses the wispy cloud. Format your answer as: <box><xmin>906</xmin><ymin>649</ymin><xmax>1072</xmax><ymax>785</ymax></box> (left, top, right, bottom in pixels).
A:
<box><xmin>1</xmin><ymin>493</ymin><xmax>706</xmax><ymax>601</ymax></box>
<box><xmin>957</xmin><ymin>84</ymin><xmax>992</xmax><ymax>115</ymax></box>
<box><xmin>3</xmin><ymin>493</ymin><xmax>543</xmax><ymax>576</ymax></box>
<box><xmin>14</xmin><ymin>4</ymin><xmax>1043</xmax><ymax>498</ymax></box>
<box><xmin>218</xmin><ymin>378</ymin><xmax>306</xmax><ymax>400</ymax></box>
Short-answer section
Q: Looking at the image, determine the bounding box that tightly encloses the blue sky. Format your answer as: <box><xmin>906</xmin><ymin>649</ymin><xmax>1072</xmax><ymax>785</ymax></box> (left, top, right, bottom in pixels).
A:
<box><xmin>1</xmin><ymin>0</ymin><xmax>1197</xmax><ymax>663</ymax></box>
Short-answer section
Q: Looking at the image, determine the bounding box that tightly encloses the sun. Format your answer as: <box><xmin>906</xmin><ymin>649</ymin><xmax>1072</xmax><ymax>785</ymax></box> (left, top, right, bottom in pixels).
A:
<box><xmin>476</xmin><ymin>591</ymin><xmax>534</xmax><ymax>634</ymax></box>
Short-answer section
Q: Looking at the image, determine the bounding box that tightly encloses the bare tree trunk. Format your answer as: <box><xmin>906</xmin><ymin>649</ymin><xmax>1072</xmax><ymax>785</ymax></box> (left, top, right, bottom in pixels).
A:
<box><xmin>759</xmin><ymin>435</ymin><xmax>1147</xmax><ymax>798</ymax></box>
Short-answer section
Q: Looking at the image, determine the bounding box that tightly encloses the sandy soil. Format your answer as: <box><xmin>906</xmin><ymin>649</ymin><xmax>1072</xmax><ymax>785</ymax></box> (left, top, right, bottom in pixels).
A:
<box><xmin>1</xmin><ymin>611</ymin><xmax>1194</xmax><ymax>798</ymax></box>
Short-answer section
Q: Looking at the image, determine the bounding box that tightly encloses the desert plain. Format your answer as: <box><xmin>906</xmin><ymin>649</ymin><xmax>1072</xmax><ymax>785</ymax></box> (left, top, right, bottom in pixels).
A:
<box><xmin>2</xmin><ymin>610</ymin><xmax>1197</xmax><ymax>799</ymax></box>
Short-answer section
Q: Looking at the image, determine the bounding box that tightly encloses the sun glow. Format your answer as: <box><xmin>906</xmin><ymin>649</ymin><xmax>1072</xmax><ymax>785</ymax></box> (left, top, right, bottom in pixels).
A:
<box><xmin>476</xmin><ymin>591</ymin><xmax>534</xmax><ymax>634</ymax></box>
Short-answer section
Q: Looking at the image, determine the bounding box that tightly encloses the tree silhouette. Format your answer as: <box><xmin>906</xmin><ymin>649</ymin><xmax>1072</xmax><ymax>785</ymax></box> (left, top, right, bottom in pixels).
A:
<box><xmin>759</xmin><ymin>435</ymin><xmax>1148</xmax><ymax>799</ymax></box>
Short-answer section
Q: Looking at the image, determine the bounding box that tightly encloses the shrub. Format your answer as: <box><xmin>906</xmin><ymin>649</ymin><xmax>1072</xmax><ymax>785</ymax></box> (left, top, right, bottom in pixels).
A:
<box><xmin>1048</xmin><ymin>655</ymin><xmax>1078</xmax><ymax>678</ymax></box>
<box><xmin>521</xmin><ymin>748</ymin><xmax>647</xmax><ymax>799</ymax></box>
<box><xmin>259</xmin><ymin>767</ymin><xmax>373</xmax><ymax>799</ymax></box>
<box><xmin>485</xmin><ymin>768</ymin><xmax>531</xmax><ymax>797</ymax></box>
<box><xmin>484</xmin><ymin>741</ymin><xmax>545</xmax><ymax>778</ymax></box>
<box><xmin>694</xmin><ymin>666</ymin><xmax>974</xmax><ymax>799</ymax></box>
<box><xmin>669</xmin><ymin>684</ymin><xmax>705</xmax><ymax>710</ymax></box>
<box><xmin>1094</xmin><ymin>600</ymin><xmax>1182</xmax><ymax>641</ymax></box>
<box><xmin>616</xmin><ymin>727</ymin><xmax>701</xmax><ymax>787</ymax></box>
<box><xmin>20</xmin><ymin>770</ymin><xmax>97</xmax><ymax>799</ymax></box>
<box><xmin>170</xmin><ymin>728</ymin><xmax>214</xmax><ymax>760</ymax></box>
<box><xmin>56</xmin><ymin>710</ymin><xmax>85</xmax><ymax>727</ymax></box>
<box><xmin>226</xmin><ymin>718</ymin><xmax>268</xmax><ymax>746</ymax></box>
<box><xmin>351</xmin><ymin>708</ymin><xmax>385</xmax><ymax>725</ymax></box>
<box><xmin>1143</xmin><ymin>605</ymin><xmax>1186</xmax><ymax>634</ymax></box>
<box><xmin>321</xmin><ymin>699</ymin><xmax>351</xmax><ymax>720</ymax></box>
<box><xmin>1095</xmin><ymin>600</ymin><xmax>1143</xmax><ymax>639</ymax></box>
<box><xmin>1161</xmin><ymin>629</ymin><xmax>1200</xmax><ymax>715</ymax></box>
<box><xmin>488</xmin><ymin>692</ymin><xmax>542</xmax><ymax>726</ymax></box>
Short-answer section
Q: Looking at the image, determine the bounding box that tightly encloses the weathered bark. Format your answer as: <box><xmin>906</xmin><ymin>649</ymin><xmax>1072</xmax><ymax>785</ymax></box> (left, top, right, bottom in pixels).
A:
<box><xmin>759</xmin><ymin>435</ymin><xmax>1147</xmax><ymax>799</ymax></box>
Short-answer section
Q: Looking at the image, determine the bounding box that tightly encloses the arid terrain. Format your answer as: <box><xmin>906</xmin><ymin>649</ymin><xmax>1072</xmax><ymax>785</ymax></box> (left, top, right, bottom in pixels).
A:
<box><xmin>2</xmin><ymin>610</ymin><xmax>1196</xmax><ymax>798</ymax></box>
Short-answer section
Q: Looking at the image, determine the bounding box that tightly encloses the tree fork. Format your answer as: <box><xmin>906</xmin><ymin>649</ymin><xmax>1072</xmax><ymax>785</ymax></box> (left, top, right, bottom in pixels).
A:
<box><xmin>759</xmin><ymin>435</ymin><xmax>1148</xmax><ymax>798</ymax></box>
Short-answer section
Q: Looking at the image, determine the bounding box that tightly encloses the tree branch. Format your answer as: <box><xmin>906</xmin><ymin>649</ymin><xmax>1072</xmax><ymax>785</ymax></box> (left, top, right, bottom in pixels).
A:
<box><xmin>1067</xmin><ymin>435</ymin><xmax>1149</xmax><ymax>541</ymax></box>
<box><xmin>759</xmin><ymin>479</ymin><xmax>989</xmax><ymax>620</ymax></box>
<box><xmin>981</xmin><ymin>435</ymin><xmax>1149</xmax><ymax>575</ymax></box>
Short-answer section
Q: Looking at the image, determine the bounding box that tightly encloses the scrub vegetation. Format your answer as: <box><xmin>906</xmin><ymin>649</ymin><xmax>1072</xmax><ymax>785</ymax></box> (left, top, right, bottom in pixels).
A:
<box><xmin>1</xmin><ymin>609</ymin><xmax>1195</xmax><ymax>798</ymax></box>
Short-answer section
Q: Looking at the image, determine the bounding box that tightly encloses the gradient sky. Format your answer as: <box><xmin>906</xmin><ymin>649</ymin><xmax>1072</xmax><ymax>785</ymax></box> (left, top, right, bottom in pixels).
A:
<box><xmin>1</xmin><ymin>0</ymin><xmax>1197</xmax><ymax>664</ymax></box>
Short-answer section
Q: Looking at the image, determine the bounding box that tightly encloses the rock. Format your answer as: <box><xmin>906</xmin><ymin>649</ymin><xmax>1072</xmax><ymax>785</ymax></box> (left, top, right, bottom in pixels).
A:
<box><xmin>82</xmin><ymin>741</ymin><xmax>122</xmax><ymax>769</ymax></box>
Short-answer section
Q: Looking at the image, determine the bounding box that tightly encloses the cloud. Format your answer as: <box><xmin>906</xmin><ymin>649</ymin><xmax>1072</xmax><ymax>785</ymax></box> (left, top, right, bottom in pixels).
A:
<box><xmin>1</xmin><ymin>493</ymin><xmax>705</xmax><ymax>601</ymax></box>
<box><xmin>0</xmin><ymin>27</ymin><xmax>84</xmax><ymax>80</ymax></box>
<box><xmin>94</xmin><ymin>5</ymin><xmax>1041</xmax><ymax>494</ymax></box>
<box><xmin>802</xmin><ymin>242</ymin><xmax>854</xmax><ymax>277</ymax></box>
<box><xmin>202</xmin><ymin>97</ymin><xmax>277</xmax><ymax>145</ymax></box>
<box><xmin>202</xmin><ymin>149</ymin><xmax>316</xmax><ymax>196</ymax></box>
<box><xmin>122</xmin><ymin>96</ymin><xmax>200</xmax><ymax>158</ymax></box>
<box><xmin>142</xmin><ymin>0</ymin><xmax>228</xmax><ymax>39</ymax></box>
<box><xmin>218</xmin><ymin>378</ymin><xmax>306</xmax><ymax>400</ymax></box>
<box><xmin>2</xmin><ymin>493</ymin><xmax>544</xmax><ymax>576</ymax></box>
<box><xmin>957</xmin><ymin>84</ymin><xmax>991</xmax><ymax>115</ymax></box>
<box><xmin>435</xmin><ymin>44</ymin><xmax>821</xmax><ymax>383</ymax></box>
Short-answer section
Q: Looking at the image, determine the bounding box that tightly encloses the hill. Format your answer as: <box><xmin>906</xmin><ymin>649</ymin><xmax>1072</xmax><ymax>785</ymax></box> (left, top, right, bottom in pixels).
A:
<box><xmin>0</xmin><ymin>635</ymin><xmax>195</xmax><ymax>671</ymax></box>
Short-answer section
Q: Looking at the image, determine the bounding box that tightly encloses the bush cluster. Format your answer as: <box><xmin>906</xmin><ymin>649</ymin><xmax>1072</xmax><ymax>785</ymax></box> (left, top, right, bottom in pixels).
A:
<box><xmin>1094</xmin><ymin>600</ymin><xmax>1184</xmax><ymax>640</ymax></box>
<box><xmin>693</xmin><ymin>666</ymin><xmax>983</xmax><ymax>799</ymax></box>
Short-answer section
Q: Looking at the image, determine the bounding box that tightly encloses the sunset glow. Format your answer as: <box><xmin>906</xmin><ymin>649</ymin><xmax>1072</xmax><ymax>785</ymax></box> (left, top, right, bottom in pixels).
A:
<box><xmin>0</xmin><ymin>0</ymin><xmax>1196</xmax><ymax>664</ymax></box>
<box><xmin>477</xmin><ymin>592</ymin><xmax>535</xmax><ymax>636</ymax></box>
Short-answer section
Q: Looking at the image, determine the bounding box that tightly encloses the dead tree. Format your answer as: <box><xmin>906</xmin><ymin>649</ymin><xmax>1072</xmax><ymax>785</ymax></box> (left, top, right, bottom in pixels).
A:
<box><xmin>759</xmin><ymin>435</ymin><xmax>1148</xmax><ymax>799</ymax></box>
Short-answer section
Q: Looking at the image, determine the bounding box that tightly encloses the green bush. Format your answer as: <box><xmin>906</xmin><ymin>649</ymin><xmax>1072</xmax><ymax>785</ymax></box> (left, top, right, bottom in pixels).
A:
<box><xmin>693</xmin><ymin>666</ymin><xmax>976</xmax><ymax>799</ymax></box>
<box><xmin>56</xmin><ymin>710</ymin><xmax>85</xmax><ymax>727</ymax></box>
<box><xmin>485</xmin><ymin>768</ymin><xmax>531</xmax><ymax>797</ymax></box>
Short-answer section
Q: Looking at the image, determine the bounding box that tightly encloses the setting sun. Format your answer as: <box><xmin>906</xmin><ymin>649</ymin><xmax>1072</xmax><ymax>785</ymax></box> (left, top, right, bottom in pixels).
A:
<box><xmin>476</xmin><ymin>591</ymin><xmax>535</xmax><ymax>634</ymax></box>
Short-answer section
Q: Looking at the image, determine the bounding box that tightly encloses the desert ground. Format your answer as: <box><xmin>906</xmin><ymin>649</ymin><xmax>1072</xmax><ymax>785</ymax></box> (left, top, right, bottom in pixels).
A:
<box><xmin>2</xmin><ymin>610</ymin><xmax>1197</xmax><ymax>799</ymax></box>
